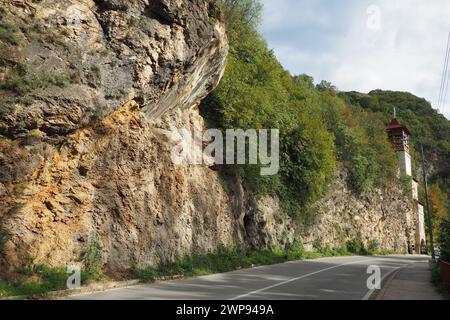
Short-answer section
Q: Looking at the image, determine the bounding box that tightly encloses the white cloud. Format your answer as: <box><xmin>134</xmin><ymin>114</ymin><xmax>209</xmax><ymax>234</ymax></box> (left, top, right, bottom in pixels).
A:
<box><xmin>260</xmin><ymin>0</ymin><xmax>450</xmax><ymax>118</ymax></box>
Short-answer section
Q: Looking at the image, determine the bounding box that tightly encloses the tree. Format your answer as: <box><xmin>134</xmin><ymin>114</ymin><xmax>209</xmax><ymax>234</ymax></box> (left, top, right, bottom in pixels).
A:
<box><xmin>316</xmin><ymin>80</ymin><xmax>337</xmax><ymax>93</ymax></box>
<box><xmin>222</xmin><ymin>0</ymin><xmax>263</xmax><ymax>44</ymax></box>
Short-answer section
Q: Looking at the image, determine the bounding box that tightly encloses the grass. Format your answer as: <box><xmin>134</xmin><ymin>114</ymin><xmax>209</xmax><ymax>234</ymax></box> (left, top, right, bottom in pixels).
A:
<box><xmin>15</xmin><ymin>95</ymin><xmax>35</xmax><ymax>107</ymax></box>
<box><xmin>431</xmin><ymin>262</ymin><xmax>450</xmax><ymax>300</ymax></box>
<box><xmin>0</xmin><ymin>241</ymin><xmax>106</xmax><ymax>299</ymax></box>
<box><xmin>0</xmin><ymin>265</ymin><xmax>68</xmax><ymax>298</ymax></box>
<box><xmin>0</xmin><ymin>21</ymin><xmax>21</xmax><ymax>45</ymax></box>
<box><xmin>0</xmin><ymin>264</ymin><xmax>106</xmax><ymax>299</ymax></box>
<box><xmin>0</xmin><ymin>228</ymin><xmax>10</xmax><ymax>253</ymax></box>
<box><xmin>132</xmin><ymin>243</ymin><xmax>307</xmax><ymax>282</ymax></box>
<box><xmin>25</xmin><ymin>130</ymin><xmax>41</xmax><ymax>138</ymax></box>
<box><xmin>0</xmin><ymin>62</ymin><xmax>71</xmax><ymax>96</ymax></box>
<box><xmin>105</xmin><ymin>89</ymin><xmax>125</xmax><ymax>100</ymax></box>
<box><xmin>132</xmin><ymin>240</ymin><xmax>387</xmax><ymax>283</ymax></box>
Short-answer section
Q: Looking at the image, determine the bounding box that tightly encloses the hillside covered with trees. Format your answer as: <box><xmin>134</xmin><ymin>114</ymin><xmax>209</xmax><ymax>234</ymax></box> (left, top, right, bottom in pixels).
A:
<box><xmin>200</xmin><ymin>0</ymin><xmax>450</xmax><ymax>232</ymax></box>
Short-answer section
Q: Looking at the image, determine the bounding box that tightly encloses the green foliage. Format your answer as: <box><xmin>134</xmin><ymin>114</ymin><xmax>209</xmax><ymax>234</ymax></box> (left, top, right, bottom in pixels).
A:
<box><xmin>1</xmin><ymin>63</ymin><xmax>39</xmax><ymax>95</ymax></box>
<box><xmin>201</xmin><ymin>0</ymin><xmax>403</xmax><ymax>218</ymax></box>
<box><xmin>0</xmin><ymin>264</ymin><xmax>67</xmax><ymax>298</ymax></box>
<box><xmin>221</xmin><ymin>0</ymin><xmax>263</xmax><ymax>43</ymax></box>
<box><xmin>133</xmin><ymin>265</ymin><xmax>158</xmax><ymax>282</ymax></box>
<box><xmin>0</xmin><ymin>62</ymin><xmax>70</xmax><ymax>96</ymax></box>
<box><xmin>312</xmin><ymin>239</ymin><xmax>348</xmax><ymax>256</ymax></box>
<box><xmin>83</xmin><ymin>241</ymin><xmax>103</xmax><ymax>279</ymax></box>
<box><xmin>400</xmin><ymin>175</ymin><xmax>413</xmax><ymax>196</ymax></box>
<box><xmin>342</xmin><ymin>90</ymin><xmax>450</xmax><ymax>199</ymax></box>
<box><xmin>439</xmin><ymin>220</ymin><xmax>450</xmax><ymax>263</ymax></box>
<box><xmin>316</xmin><ymin>80</ymin><xmax>337</xmax><ymax>92</ymax></box>
<box><xmin>0</xmin><ymin>21</ymin><xmax>21</xmax><ymax>45</ymax></box>
<box><xmin>134</xmin><ymin>241</ymin><xmax>308</xmax><ymax>282</ymax></box>
<box><xmin>42</xmin><ymin>73</ymin><xmax>70</xmax><ymax>88</ymax></box>
<box><xmin>430</xmin><ymin>182</ymin><xmax>450</xmax><ymax>244</ymax></box>
<box><xmin>0</xmin><ymin>103</ymin><xmax>14</xmax><ymax>117</ymax></box>
<box><xmin>431</xmin><ymin>262</ymin><xmax>450</xmax><ymax>299</ymax></box>
<box><xmin>0</xmin><ymin>228</ymin><xmax>11</xmax><ymax>254</ymax></box>
<box><xmin>15</xmin><ymin>95</ymin><xmax>35</xmax><ymax>107</ymax></box>
<box><xmin>321</xmin><ymin>93</ymin><xmax>398</xmax><ymax>193</ymax></box>
<box><xmin>284</xmin><ymin>239</ymin><xmax>305</xmax><ymax>260</ymax></box>
<box><xmin>367</xmin><ymin>240</ymin><xmax>380</xmax><ymax>255</ymax></box>
<box><xmin>201</xmin><ymin>0</ymin><xmax>336</xmax><ymax>216</ymax></box>
<box><xmin>346</xmin><ymin>239</ymin><xmax>367</xmax><ymax>255</ymax></box>
<box><xmin>0</xmin><ymin>255</ymin><xmax>108</xmax><ymax>298</ymax></box>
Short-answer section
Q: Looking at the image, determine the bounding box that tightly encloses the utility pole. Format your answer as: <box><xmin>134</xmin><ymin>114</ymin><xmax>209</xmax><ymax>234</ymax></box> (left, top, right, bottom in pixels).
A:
<box><xmin>420</xmin><ymin>144</ymin><xmax>436</xmax><ymax>260</ymax></box>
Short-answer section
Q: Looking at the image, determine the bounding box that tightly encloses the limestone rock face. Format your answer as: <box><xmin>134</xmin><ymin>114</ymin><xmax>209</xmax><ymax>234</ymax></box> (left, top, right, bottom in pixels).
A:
<box><xmin>0</xmin><ymin>0</ymin><xmax>227</xmax><ymax>141</ymax></box>
<box><xmin>1</xmin><ymin>101</ymin><xmax>243</xmax><ymax>271</ymax></box>
<box><xmin>298</xmin><ymin>169</ymin><xmax>416</xmax><ymax>253</ymax></box>
<box><xmin>245</xmin><ymin>169</ymin><xmax>416</xmax><ymax>254</ymax></box>
<box><xmin>0</xmin><ymin>0</ymin><xmax>231</xmax><ymax>272</ymax></box>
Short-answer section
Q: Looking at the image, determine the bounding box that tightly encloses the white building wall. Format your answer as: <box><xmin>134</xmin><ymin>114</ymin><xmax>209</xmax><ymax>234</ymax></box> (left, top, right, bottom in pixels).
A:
<box><xmin>398</xmin><ymin>151</ymin><xmax>412</xmax><ymax>177</ymax></box>
<box><xmin>417</xmin><ymin>204</ymin><xmax>426</xmax><ymax>247</ymax></box>
<box><xmin>412</xmin><ymin>180</ymin><xmax>419</xmax><ymax>200</ymax></box>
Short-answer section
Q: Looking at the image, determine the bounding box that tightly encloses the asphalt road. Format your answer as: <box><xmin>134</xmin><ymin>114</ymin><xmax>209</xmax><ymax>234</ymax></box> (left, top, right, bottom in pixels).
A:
<box><xmin>68</xmin><ymin>255</ymin><xmax>429</xmax><ymax>300</ymax></box>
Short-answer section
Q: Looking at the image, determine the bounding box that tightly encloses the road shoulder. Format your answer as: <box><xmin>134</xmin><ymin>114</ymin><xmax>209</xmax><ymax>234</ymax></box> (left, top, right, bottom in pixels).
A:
<box><xmin>375</xmin><ymin>260</ymin><xmax>445</xmax><ymax>300</ymax></box>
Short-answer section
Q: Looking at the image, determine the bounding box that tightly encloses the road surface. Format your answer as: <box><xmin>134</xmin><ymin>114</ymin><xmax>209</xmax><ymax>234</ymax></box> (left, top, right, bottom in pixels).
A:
<box><xmin>68</xmin><ymin>255</ymin><xmax>429</xmax><ymax>300</ymax></box>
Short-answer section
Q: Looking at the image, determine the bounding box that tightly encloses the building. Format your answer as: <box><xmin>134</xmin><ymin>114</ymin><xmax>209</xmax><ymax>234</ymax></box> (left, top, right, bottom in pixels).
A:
<box><xmin>417</xmin><ymin>202</ymin><xmax>426</xmax><ymax>254</ymax></box>
<box><xmin>387</xmin><ymin>118</ymin><xmax>426</xmax><ymax>254</ymax></box>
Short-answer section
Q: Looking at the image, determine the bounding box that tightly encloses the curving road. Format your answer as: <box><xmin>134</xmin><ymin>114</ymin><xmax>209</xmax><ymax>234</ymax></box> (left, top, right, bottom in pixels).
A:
<box><xmin>68</xmin><ymin>255</ymin><xmax>430</xmax><ymax>300</ymax></box>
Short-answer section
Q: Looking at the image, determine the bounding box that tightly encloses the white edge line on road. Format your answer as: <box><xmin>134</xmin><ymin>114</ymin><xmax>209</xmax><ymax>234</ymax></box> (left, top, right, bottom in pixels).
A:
<box><xmin>229</xmin><ymin>258</ymin><xmax>372</xmax><ymax>300</ymax></box>
<box><xmin>360</xmin><ymin>264</ymin><xmax>408</xmax><ymax>300</ymax></box>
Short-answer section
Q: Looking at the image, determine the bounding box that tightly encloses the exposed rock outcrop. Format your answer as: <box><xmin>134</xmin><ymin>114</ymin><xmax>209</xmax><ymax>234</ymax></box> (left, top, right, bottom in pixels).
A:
<box><xmin>0</xmin><ymin>0</ymin><xmax>231</xmax><ymax>272</ymax></box>
<box><xmin>0</xmin><ymin>0</ymin><xmax>227</xmax><ymax>141</ymax></box>
<box><xmin>299</xmin><ymin>169</ymin><xmax>416</xmax><ymax>253</ymax></box>
<box><xmin>0</xmin><ymin>0</ymin><xmax>417</xmax><ymax>275</ymax></box>
<box><xmin>245</xmin><ymin>169</ymin><xmax>416</xmax><ymax>254</ymax></box>
<box><xmin>1</xmin><ymin>101</ymin><xmax>243</xmax><ymax>272</ymax></box>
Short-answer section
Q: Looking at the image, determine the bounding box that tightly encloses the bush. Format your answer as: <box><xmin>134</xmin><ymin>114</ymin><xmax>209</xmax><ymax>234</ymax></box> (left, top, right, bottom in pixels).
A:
<box><xmin>367</xmin><ymin>240</ymin><xmax>380</xmax><ymax>255</ymax></box>
<box><xmin>284</xmin><ymin>239</ymin><xmax>305</xmax><ymax>260</ymax></box>
<box><xmin>1</xmin><ymin>63</ymin><xmax>39</xmax><ymax>95</ymax></box>
<box><xmin>0</xmin><ymin>62</ymin><xmax>71</xmax><ymax>96</ymax></box>
<box><xmin>201</xmin><ymin>0</ymin><xmax>404</xmax><ymax>219</ymax></box>
<box><xmin>400</xmin><ymin>176</ymin><xmax>413</xmax><ymax>196</ymax></box>
<box><xmin>0</xmin><ymin>22</ymin><xmax>21</xmax><ymax>45</ymax></box>
<box><xmin>200</xmin><ymin>5</ymin><xmax>336</xmax><ymax>216</ymax></box>
<box><xmin>439</xmin><ymin>220</ymin><xmax>450</xmax><ymax>263</ymax></box>
<box><xmin>0</xmin><ymin>228</ymin><xmax>10</xmax><ymax>254</ymax></box>
<box><xmin>133</xmin><ymin>266</ymin><xmax>158</xmax><ymax>282</ymax></box>
<box><xmin>134</xmin><ymin>242</ymin><xmax>309</xmax><ymax>282</ymax></box>
<box><xmin>83</xmin><ymin>241</ymin><xmax>103</xmax><ymax>279</ymax></box>
<box><xmin>346</xmin><ymin>239</ymin><xmax>367</xmax><ymax>255</ymax></box>
<box><xmin>0</xmin><ymin>264</ymin><xmax>67</xmax><ymax>298</ymax></box>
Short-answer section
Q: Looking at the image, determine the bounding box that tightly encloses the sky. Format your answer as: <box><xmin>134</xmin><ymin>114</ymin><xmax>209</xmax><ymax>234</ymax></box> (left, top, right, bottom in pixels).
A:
<box><xmin>258</xmin><ymin>0</ymin><xmax>450</xmax><ymax>119</ymax></box>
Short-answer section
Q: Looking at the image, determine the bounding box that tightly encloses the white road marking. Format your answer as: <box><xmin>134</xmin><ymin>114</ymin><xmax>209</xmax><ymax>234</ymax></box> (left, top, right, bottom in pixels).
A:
<box><xmin>229</xmin><ymin>258</ymin><xmax>373</xmax><ymax>300</ymax></box>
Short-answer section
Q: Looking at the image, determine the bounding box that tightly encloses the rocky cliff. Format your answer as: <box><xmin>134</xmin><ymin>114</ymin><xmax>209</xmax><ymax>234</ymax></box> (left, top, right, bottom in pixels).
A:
<box><xmin>245</xmin><ymin>168</ymin><xmax>416</xmax><ymax>254</ymax></box>
<box><xmin>0</xmin><ymin>0</ymin><xmax>232</xmax><ymax>272</ymax></box>
<box><xmin>1</xmin><ymin>0</ymin><xmax>416</xmax><ymax>275</ymax></box>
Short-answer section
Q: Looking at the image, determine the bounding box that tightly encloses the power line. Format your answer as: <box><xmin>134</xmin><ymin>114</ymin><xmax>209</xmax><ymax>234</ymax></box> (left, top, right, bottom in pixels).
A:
<box><xmin>438</xmin><ymin>32</ymin><xmax>450</xmax><ymax>108</ymax></box>
<box><xmin>443</xmin><ymin>36</ymin><xmax>450</xmax><ymax>111</ymax></box>
<box><xmin>437</xmin><ymin>31</ymin><xmax>450</xmax><ymax>110</ymax></box>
